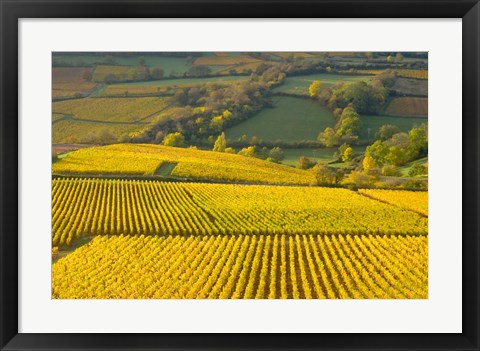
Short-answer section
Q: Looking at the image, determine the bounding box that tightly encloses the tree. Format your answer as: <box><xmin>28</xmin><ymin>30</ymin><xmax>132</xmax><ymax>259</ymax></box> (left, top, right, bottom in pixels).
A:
<box><xmin>363</xmin><ymin>154</ymin><xmax>376</xmax><ymax>171</ymax></box>
<box><xmin>407</xmin><ymin>124</ymin><xmax>428</xmax><ymax>157</ymax></box>
<box><xmin>150</xmin><ymin>67</ymin><xmax>164</xmax><ymax>79</ymax></box>
<box><xmin>163</xmin><ymin>132</ymin><xmax>185</xmax><ymax>147</ymax></box>
<box><xmin>82</xmin><ymin>70</ymin><xmax>93</xmax><ymax>82</ymax></box>
<box><xmin>309</xmin><ymin>80</ymin><xmax>323</xmax><ymax>97</ymax></box>
<box><xmin>395</xmin><ymin>52</ymin><xmax>404</xmax><ymax>62</ymax></box>
<box><xmin>376</xmin><ymin>124</ymin><xmax>400</xmax><ymax>141</ymax></box>
<box><xmin>209</xmin><ymin>116</ymin><xmax>224</xmax><ymax>133</ymax></box>
<box><xmin>154</xmin><ymin>131</ymin><xmax>165</xmax><ymax>144</ymax></box>
<box><xmin>386</xmin><ymin>55</ymin><xmax>393</xmax><ymax>62</ymax></box>
<box><xmin>296</xmin><ymin>156</ymin><xmax>314</xmax><ymax>170</ymax></box>
<box><xmin>96</xmin><ymin>129</ymin><xmax>116</xmax><ymax>145</ymax></box>
<box><xmin>318</xmin><ymin>127</ymin><xmax>339</xmax><ymax>147</ymax></box>
<box><xmin>365</xmin><ymin>140</ymin><xmax>389</xmax><ymax>166</ymax></box>
<box><xmin>342</xmin><ymin>146</ymin><xmax>354</xmax><ymax>162</ymax></box>
<box><xmin>212</xmin><ymin>132</ymin><xmax>227</xmax><ymax>152</ymax></box>
<box><xmin>408</xmin><ymin>163</ymin><xmax>427</xmax><ymax>177</ymax></box>
<box><xmin>385</xmin><ymin>146</ymin><xmax>407</xmax><ymax>166</ymax></box>
<box><xmin>238</xmin><ymin>146</ymin><xmax>257</xmax><ymax>157</ymax></box>
<box><xmin>104</xmin><ymin>55</ymin><xmax>116</xmax><ymax>65</ymax></box>
<box><xmin>138</xmin><ymin>56</ymin><xmax>146</xmax><ymax>66</ymax></box>
<box><xmin>336</xmin><ymin>107</ymin><xmax>361</xmax><ymax>137</ymax></box>
<box><xmin>268</xmin><ymin>147</ymin><xmax>284</xmax><ymax>162</ymax></box>
<box><xmin>313</xmin><ymin>164</ymin><xmax>344</xmax><ymax>185</ymax></box>
<box><xmin>225</xmin><ymin>147</ymin><xmax>235</xmax><ymax>154</ymax></box>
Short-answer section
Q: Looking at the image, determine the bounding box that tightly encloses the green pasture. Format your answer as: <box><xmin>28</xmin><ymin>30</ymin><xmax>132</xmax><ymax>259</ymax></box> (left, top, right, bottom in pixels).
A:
<box><xmin>398</xmin><ymin>157</ymin><xmax>428</xmax><ymax>177</ymax></box>
<box><xmin>226</xmin><ymin>96</ymin><xmax>335</xmax><ymax>143</ymax></box>
<box><xmin>272</xmin><ymin>73</ymin><xmax>373</xmax><ymax>96</ymax></box>
<box><xmin>358</xmin><ymin>115</ymin><xmax>427</xmax><ymax>141</ymax></box>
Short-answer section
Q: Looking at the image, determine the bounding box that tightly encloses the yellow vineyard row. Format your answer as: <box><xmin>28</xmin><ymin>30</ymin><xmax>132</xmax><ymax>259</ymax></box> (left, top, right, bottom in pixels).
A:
<box><xmin>51</xmin><ymin>178</ymin><xmax>428</xmax><ymax>246</ymax></box>
<box><xmin>52</xmin><ymin>234</ymin><xmax>428</xmax><ymax>299</ymax></box>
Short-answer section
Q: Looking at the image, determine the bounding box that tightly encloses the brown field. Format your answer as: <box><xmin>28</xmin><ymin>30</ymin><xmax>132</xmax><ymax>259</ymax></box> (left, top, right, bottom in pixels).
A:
<box><xmin>395</xmin><ymin>70</ymin><xmax>428</xmax><ymax>80</ymax></box>
<box><xmin>193</xmin><ymin>56</ymin><xmax>261</xmax><ymax>66</ymax></box>
<box><xmin>52</xmin><ymin>67</ymin><xmax>94</xmax><ymax>83</ymax></box>
<box><xmin>385</xmin><ymin>97</ymin><xmax>428</xmax><ymax>117</ymax></box>
<box><xmin>52</xmin><ymin>82</ymin><xmax>98</xmax><ymax>99</ymax></box>
<box><xmin>52</xmin><ymin>143</ymin><xmax>93</xmax><ymax>155</ymax></box>
<box><xmin>52</xmin><ymin>67</ymin><xmax>97</xmax><ymax>98</ymax></box>
<box><xmin>391</xmin><ymin>78</ymin><xmax>428</xmax><ymax>97</ymax></box>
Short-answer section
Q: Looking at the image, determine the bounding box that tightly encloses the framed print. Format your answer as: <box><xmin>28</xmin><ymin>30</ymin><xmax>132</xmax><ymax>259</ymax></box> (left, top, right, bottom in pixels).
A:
<box><xmin>1</xmin><ymin>0</ymin><xmax>479</xmax><ymax>350</ymax></box>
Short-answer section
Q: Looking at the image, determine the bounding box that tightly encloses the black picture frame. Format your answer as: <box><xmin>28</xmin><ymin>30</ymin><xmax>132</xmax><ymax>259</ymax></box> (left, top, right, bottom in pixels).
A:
<box><xmin>1</xmin><ymin>1</ymin><xmax>479</xmax><ymax>350</ymax></box>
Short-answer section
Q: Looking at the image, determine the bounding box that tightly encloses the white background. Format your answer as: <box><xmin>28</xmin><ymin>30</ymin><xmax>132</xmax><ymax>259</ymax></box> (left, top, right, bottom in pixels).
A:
<box><xmin>19</xmin><ymin>19</ymin><xmax>462</xmax><ymax>333</ymax></box>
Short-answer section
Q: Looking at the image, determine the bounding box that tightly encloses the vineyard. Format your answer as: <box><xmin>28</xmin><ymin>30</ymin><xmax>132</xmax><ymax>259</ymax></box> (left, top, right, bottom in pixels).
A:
<box><xmin>52</xmin><ymin>144</ymin><xmax>317</xmax><ymax>185</ymax></box>
<box><xmin>102</xmin><ymin>85</ymin><xmax>170</xmax><ymax>96</ymax></box>
<box><xmin>52</xmin><ymin>67</ymin><xmax>97</xmax><ymax>99</ymax></box>
<box><xmin>385</xmin><ymin>97</ymin><xmax>428</xmax><ymax>117</ymax></box>
<box><xmin>358</xmin><ymin>189</ymin><xmax>428</xmax><ymax>216</ymax></box>
<box><xmin>52</xmin><ymin>234</ymin><xmax>428</xmax><ymax>299</ymax></box>
<box><xmin>51</xmin><ymin>178</ymin><xmax>428</xmax><ymax>246</ymax></box>
<box><xmin>52</xmin><ymin>97</ymin><xmax>169</xmax><ymax>123</ymax></box>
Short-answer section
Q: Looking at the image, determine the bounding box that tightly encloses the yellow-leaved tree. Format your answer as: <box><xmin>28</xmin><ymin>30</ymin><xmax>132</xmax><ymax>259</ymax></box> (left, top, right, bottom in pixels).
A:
<box><xmin>309</xmin><ymin>80</ymin><xmax>323</xmax><ymax>97</ymax></box>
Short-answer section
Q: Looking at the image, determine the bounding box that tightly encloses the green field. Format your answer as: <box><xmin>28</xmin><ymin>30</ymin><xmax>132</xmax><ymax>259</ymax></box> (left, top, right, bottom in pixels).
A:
<box><xmin>281</xmin><ymin>146</ymin><xmax>366</xmax><ymax>166</ymax></box>
<box><xmin>358</xmin><ymin>115</ymin><xmax>427</xmax><ymax>141</ymax></box>
<box><xmin>272</xmin><ymin>73</ymin><xmax>373</xmax><ymax>96</ymax></box>
<box><xmin>398</xmin><ymin>157</ymin><xmax>428</xmax><ymax>177</ymax></box>
<box><xmin>110</xmin><ymin>75</ymin><xmax>246</xmax><ymax>88</ymax></box>
<box><xmin>226</xmin><ymin>96</ymin><xmax>335</xmax><ymax>142</ymax></box>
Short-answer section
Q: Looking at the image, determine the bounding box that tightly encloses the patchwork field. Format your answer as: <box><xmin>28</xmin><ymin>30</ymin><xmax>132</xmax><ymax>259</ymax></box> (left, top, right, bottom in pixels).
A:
<box><xmin>226</xmin><ymin>96</ymin><xmax>335</xmax><ymax>142</ymax></box>
<box><xmin>272</xmin><ymin>73</ymin><xmax>373</xmax><ymax>96</ymax></box>
<box><xmin>52</xmin><ymin>67</ymin><xmax>97</xmax><ymax>98</ymax></box>
<box><xmin>52</xmin><ymin>120</ymin><xmax>148</xmax><ymax>144</ymax></box>
<box><xmin>385</xmin><ymin>97</ymin><xmax>428</xmax><ymax>117</ymax></box>
<box><xmin>104</xmin><ymin>76</ymin><xmax>247</xmax><ymax>94</ymax></box>
<box><xmin>51</xmin><ymin>178</ymin><xmax>428</xmax><ymax>245</ymax></box>
<box><xmin>52</xmin><ymin>144</ymin><xmax>317</xmax><ymax>185</ymax></box>
<box><xmin>52</xmin><ymin>233</ymin><xmax>428</xmax><ymax>299</ymax></box>
<box><xmin>54</xmin><ymin>54</ymin><xmax>193</xmax><ymax>75</ymax></box>
<box><xmin>52</xmin><ymin>97</ymin><xmax>169</xmax><ymax>123</ymax></box>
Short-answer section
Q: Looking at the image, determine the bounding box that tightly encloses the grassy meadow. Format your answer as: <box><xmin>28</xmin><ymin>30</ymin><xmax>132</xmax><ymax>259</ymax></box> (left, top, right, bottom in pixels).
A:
<box><xmin>226</xmin><ymin>96</ymin><xmax>335</xmax><ymax>142</ymax></box>
<box><xmin>272</xmin><ymin>73</ymin><xmax>373</xmax><ymax>96</ymax></box>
